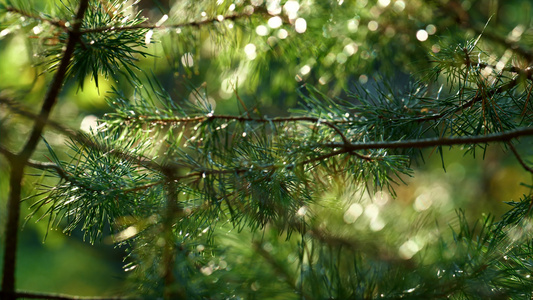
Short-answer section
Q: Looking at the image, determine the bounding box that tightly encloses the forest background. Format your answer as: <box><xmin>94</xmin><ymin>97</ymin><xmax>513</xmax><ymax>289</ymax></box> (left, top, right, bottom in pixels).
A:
<box><xmin>1</xmin><ymin>0</ymin><xmax>533</xmax><ymax>298</ymax></box>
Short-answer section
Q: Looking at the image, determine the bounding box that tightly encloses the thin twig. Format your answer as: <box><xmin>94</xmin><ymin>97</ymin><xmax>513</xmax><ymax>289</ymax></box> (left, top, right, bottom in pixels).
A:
<box><xmin>171</xmin><ymin>127</ymin><xmax>533</xmax><ymax>184</ymax></box>
<box><xmin>419</xmin><ymin>66</ymin><xmax>533</xmax><ymax>122</ymax></box>
<box><xmin>131</xmin><ymin>114</ymin><xmax>352</xmax><ymax>144</ymax></box>
<box><xmin>0</xmin><ymin>97</ymin><xmax>162</xmax><ymax>172</ymax></box>
<box><xmin>103</xmin><ymin>126</ymin><xmax>533</xmax><ymax>194</ymax></box>
<box><xmin>326</xmin><ymin>126</ymin><xmax>533</xmax><ymax>151</ymax></box>
<box><xmin>79</xmin><ymin>8</ymin><xmax>267</xmax><ymax>34</ymax></box>
<box><xmin>1</xmin><ymin>0</ymin><xmax>90</xmax><ymax>296</ymax></box>
<box><xmin>26</xmin><ymin>159</ymin><xmax>67</xmax><ymax>176</ymax></box>
<box><xmin>507</xmin><ymin>142</ymin><xmax>533</xmax><ymax>174</ymax></box>
<box><xmin>5</xmin><ymin>6</ymin><xmax>68</xmax><ymax>30</ymax></box>
<box><xmin>0</xmin><ymin>290</ymin><xmax>135</xmax><ymax>300</ymax></box>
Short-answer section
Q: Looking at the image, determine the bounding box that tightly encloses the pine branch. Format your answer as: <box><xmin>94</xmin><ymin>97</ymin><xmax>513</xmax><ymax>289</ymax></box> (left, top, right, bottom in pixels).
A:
<box><xmin>437</xmin><ymin>0</ymin><xmax>533</xmax><ymax>62</ymax></box>
<box><xmin>19</xmin><ymin>1</ymin><xmax>88</xmax><ymax>161</ymax></box>
<box><xmin>421</xmin><ymin>64</ymin><xmax>533</xmax><ymax>122</ymax></box>
<box><xmin>1</xmin><ymin>0</ymin><xmax>90</xmax><ymax>296</ymax></box>
<box><xmin>118</xmin><ymin>127</ymin><xmax>533</xmax><ymax>194</ymax></box>
<box><xmin>4</xmin><ymin>6</ymin><xmax>68</xmax><ymax>30</ymax></box>
<box><xmin>79</xmin><ymin>7</ymin><xmax>271</xmax><ymax>34</ymax></box>
<box><xmin>0</xmin><ymin>290</ymin><xmax>135</xmax><ymax>300</ymax></box>
<box><xmin>0</xmin><ymin>144</ymin><xmax>16</xmax><ymax>161</ymax></box>
<box><xmin>508</xmin><ymin>142</ymin><xmax>533</xmax><ymax>174</ymax></box>
<box><xmin>129</xmin><ymin>114</ymin><xmax>351</xmax><ymax>144</ymax></box>
<box><xmin>327</xmin><ymin>126</ymin><xmax>533</xmax><ymax>151</ymax></box>
<box><xmin>428</xmin><ymin>60</ymin><xmax>533</xmax><ymax>76</ymax></box>
<box><xmin>0</xmin><ymin>97</ymin><xmax>162</xmax><ymax>172</ymax></box>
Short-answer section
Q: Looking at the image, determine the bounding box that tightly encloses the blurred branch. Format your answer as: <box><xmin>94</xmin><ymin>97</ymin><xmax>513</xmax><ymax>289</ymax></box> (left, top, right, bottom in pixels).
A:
<box><xmin>0</xmin><ymin>97</ymin><xmax>162</xmax><ymax>172</ymax></box>
<box><xmin>327</xmin><ymin>126</ymin><xmax>533</xmax><ymax>151</ymax></box>
<box><xmin>438</xmin><ymin>0</ymin><xmax>533</xmax><ymax>63</ymax></box>
<box><xmin>132</xmin><ymin>114</ymin><xmax>351</xmax><ymax>144</ymax></box>
<box><xmin>4</xmin><ymin>6</ymin><xmax>68</xmax><ymax>30</ymax></box>
<box><xmin>0</xmin><ymin>144</ymin><xmax>16</xmax><ymax>160</ymax></box>
<box><xmin>0</xmin><ymin>146</ymin><xmax>68</xmax><ymax>177</ymax></box>
<box><xmin>1</xmin><ymin>0</ymin><xmax>90</xmax><ymax>296</ymax></box>
<box><xmin>420</xmin><ymin>65</ymin><xmax>533</xmax><ymax>122</ymax></box>
<box><xmin>252</xmin><ymin>241</ymin><xmax>312</xmax><ymax>299</ymax></box>
<box><xmin>508</xmin><ymin>142</ymin><xmax>533</xmax><ymax>174</ymax></box>
<box><xmin>80</xmin><ymin>6</ymin><xmax>273</xmax><ymax>34</ymax></box>
<box><xmin>19</xmin><ymin>1</ymin><xmax>88</xmax><ymax>161</ymax></box>
<box><xmin>476</xmin><ymin>30</ymin><xmax>533</xmax><ymax>64</ymax></box>
<box><xmin>0</xmin><ymin>290</ymin><xmax>135</xmax><ymax>300</ymax></box>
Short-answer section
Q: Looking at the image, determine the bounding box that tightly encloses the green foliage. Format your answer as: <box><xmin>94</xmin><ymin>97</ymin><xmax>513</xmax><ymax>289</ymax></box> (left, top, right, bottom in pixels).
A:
<box><xmin>44</xmin><ymin>0</ymin><xmax>150</xmax><ymax>88</ymax></box>
<box><xmin>1</xmin><ymin>0</ymin><xmax>533</xmax><ymax>299</ymax></box>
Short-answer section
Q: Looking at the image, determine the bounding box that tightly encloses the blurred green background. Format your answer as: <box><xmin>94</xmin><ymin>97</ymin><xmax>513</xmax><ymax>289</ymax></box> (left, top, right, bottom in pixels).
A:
<box><xmin>1</xmin><ymin>0</ymin><xmax>532</xmax><ymax>296</ymax></box>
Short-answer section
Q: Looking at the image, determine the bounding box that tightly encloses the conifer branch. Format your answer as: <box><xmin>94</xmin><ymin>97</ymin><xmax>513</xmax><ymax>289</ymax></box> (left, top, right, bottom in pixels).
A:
<box><xmin>4</xmin><ymin>6</ymin><xmax>68</xmax><ymax>30</ymax></box>
<box><xmin>0</xmin><ymin>98</ymin><xmax>162</xmax><ymax>172</ymax></box>
<box><xmin>438</xmin><ymin>0</ymin><xmax>533</xmax><ymax>62</ymax></box>
<box><xmin>130</xmin><ymin>114</ymin><xmax>352</xmax><ymax>144</ymax></box>
<box><xmin>420</xmin><ymin>65</ymin><xmax>533</xmax><ymax>122</ymax></box>
<box><xmin>26</xmin><ymin>159</ymin><xmax>68</xmax><ymax>178</ymax></box>
<box><xmin>507</xmin><ymin>142</ymin><xmax>533</xmax><ymax>174</ymax></box>
<box><xmin>1</xmin><ymin>0</ymin><xmax>90</xmax><ymax>296</ymax></box>
<box><xmin>0</xmin><ymin>290</ymin><xmax>134</xmax><ymax>300</ymax></box>
<box><xmin>19</xmin><ymin>2</ymin><xmax>88</xmax><ymax>161</ymax></box>
<box><xmin>327</xmin><ymin>126</ymin><xmax>533</xmax><ymax>151</ymax></box>
<box><xmin>79</xmin><ymin>7</ymin><xmax>271</xmax><ymax>34</ymax></box>
<box><xmin>0</xmin><ymin>144</ymin><xmax>16</xmax><ymax>161</ymax></box>
<box><xmin>125</xmin><ymin>127</ymin><xmax>533</xmax><ymax>193</ymax></box>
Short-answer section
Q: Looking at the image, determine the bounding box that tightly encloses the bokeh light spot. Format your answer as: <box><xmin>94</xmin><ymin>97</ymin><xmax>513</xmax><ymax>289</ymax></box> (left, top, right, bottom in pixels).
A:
<box><xmin>368</xmin><ymin>21</ymin><xmax>378</xmax><ymax>31</ymax></box>
<box><xmin>416</xmin><ymin>29</ymin><xmax>428</xmax><ymax>41</ymax></box>
<box><xmin>295</xmin><ymin>18</ymin><xmax>307</xmax><ymax>33</ymax></box>
<box><xmin>343</xmin><ymin>203</ymin><xmax>363</xmax><ymax>224</ymax></box>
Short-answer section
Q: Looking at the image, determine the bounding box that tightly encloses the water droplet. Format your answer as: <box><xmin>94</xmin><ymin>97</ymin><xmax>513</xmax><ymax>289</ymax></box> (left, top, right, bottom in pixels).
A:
<box><xmin>181</xmin><ymin>53</ymin><xmax>194</xmax><ymax>67</ymax></box>
<box><xmin>145</xmin><ymin>30</ymin><xmax>153</xmax><ymax>45</ymax></box>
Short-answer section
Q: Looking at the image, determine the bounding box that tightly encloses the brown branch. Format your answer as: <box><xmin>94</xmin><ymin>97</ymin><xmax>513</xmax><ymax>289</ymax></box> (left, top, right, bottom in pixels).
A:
<box><xmin>25</xmin><ymin>159</ymin><xmax>66</xmax><ymax>176</ymax></box>
<box><xmin>173</xmin><ymin>127</ymin><xmax>533</xmax><ymax>183</ymax></box>
<box><xmin>507</xmin><ymin>142</ymin><xmax>533</xmax><ymax>174</ymax></box>
<box><xmin>1</xmin><ymin>0</ymin><xmax>90</xmax><ymax>296</ymax></box>
<box><xmin>130</xmin><ymin>127</ymin><xmax>533</xmax><ymax>189</ymax></box>
<box><xmin>0</xmin><ymin>290</ymin><xmax>135</xmax><ymax>300</ymax></box>
<box><xmin>437</xmin><ymin>0</ymin><xmax>533</xmax><ymax>63</ymax></box>
<box><xmin>19</xmin><ymin>2</ymin><xmax>88</xmax><ymax>161</ymax></box>
<box><xmin>325</xmin><ymin>126</ymin><xmax>533</xmax><ymax>151</ymax></box>
<box><xmin>80</xmin><ymin>9</ymin><xmax>263</xmax><ymax>34</ymax></box>
<box><xmin>0</xmin><ymin>97</ymin><xmax>162</xmax><ymax>172</ymax></box>
<box><xmin>420</xmin><ymin>66</ymin><xmax>533</xmax><ymax>122</ymax></box>
<box><xmin>0</xmin><ymin>145</ymin><xmax>16</xmax><ymax>161</ymax></box>
<box><xmin>5</xmin><ymin>6</ymin><xmax>68</xmax><ymax>30</ymax></box>
<box><xmin>430</xmin><ymin>60</ymin><xmax>532</xmax><ymax>76</ymax></box>
<box><xmin>132</xmin><ymin>114</ymin><xmax>352</xmax><ymax>144</ymax></box>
